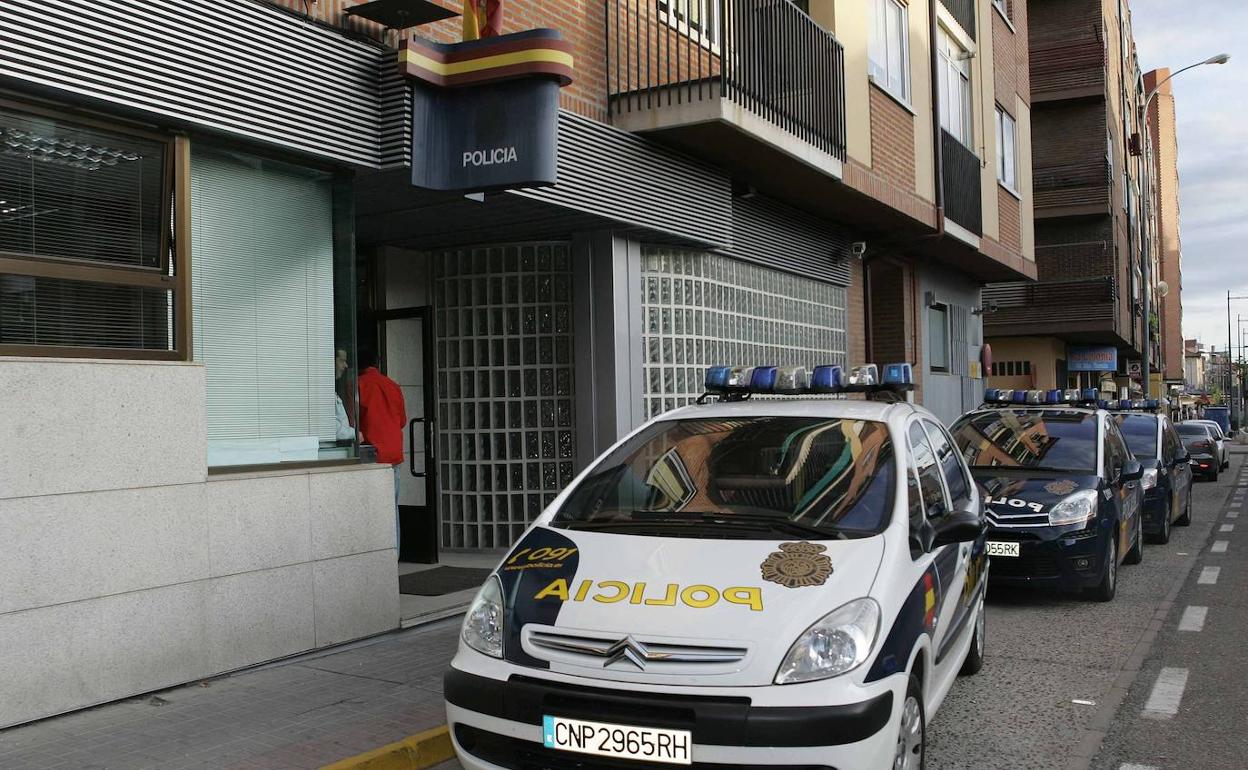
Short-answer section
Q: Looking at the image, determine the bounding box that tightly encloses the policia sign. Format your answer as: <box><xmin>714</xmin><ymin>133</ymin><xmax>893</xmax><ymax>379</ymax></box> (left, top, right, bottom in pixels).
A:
<box><xmin>398</xmin><ymin>29</ymin><xmax>574</xmax><ymax>192</ymax></box>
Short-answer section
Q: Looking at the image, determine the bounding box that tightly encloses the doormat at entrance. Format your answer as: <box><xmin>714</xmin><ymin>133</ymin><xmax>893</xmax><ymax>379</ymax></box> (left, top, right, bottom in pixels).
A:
<box><xmin>399</xmin><ymin>566</ymin><xmax>493</xmax><ymax>596</ymax></box>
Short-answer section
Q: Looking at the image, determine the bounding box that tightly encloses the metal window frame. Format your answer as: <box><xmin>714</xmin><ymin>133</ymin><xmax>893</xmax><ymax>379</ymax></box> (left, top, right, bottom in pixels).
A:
<box><xmin>0</xmin><ymin>97</ymin><xmax>188</xmax><ymax>361</ymax></box>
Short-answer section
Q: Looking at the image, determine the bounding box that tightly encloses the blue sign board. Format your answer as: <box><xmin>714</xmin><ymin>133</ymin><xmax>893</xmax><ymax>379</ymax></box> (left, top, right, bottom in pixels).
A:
<box><xmin>1068</xmin><ymin>346</ymin><xmax>1118</xmax><ymax>372</ymax></box>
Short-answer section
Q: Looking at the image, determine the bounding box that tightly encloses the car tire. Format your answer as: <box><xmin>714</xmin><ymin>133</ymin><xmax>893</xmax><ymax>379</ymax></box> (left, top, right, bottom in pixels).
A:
<box><xmin>1124</xmin><ymin>519</ymin><xmax>1144</xmax><ymax>565</ymax></box>
<box><xmin>1150</xmin><ymin>499</ymin><xmax>1172</xmax><ymax>544</ymax></box>
<box><xmin>894</xmin><ymin>674</ymin><xmax>926</xmax><ymax>770</ymax></box>
<box><xmin>960</xmin><ymin>595</ymin><xmax>986</xmax><ymax>676</ymax></box>
<box><xmin>1176</xmin><ymin>489</ymin><xmax>1192</xmax><ymax>527</ymax></box>
<box><xmin>1090</xmin><ymin>533</ymin><xmax>1117</xmax><ymax>602</ymax></box>
<box><xmin>1211</xmin><ymin>466</ymin><xmax>1219</xmax><ymax>483</ymax></box>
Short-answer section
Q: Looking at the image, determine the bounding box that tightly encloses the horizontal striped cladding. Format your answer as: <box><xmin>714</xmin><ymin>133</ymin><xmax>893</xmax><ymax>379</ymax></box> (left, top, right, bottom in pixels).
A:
<box><xmin>513</xmin><ymin>111</ymin><xmax>733</xmax><ymax>249</ymax></box>
<box><xmin>378</xmin><ymin>62</ymin><xmax>412</xmax><ymax>168</ymax></box>
<box><xmin>1</xmin><ymin>0</ymin><xmax>387</xmax><ymax>167</ymax></box>
<box><xmin>728</xmin><ymin>196</ymin><xmax>853</xmax><ymax>287</ymax></box>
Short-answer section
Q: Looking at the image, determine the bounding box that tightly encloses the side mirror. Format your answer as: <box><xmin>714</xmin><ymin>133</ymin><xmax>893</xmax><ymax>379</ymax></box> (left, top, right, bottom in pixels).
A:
<box><xmin>1121</xmin><ymin>460</ymin><xmax>1144</xmax><ymax>483</ymax></box>
<box><xmin>931</xmin><ymin>506</ymin><xmax>986</xmax><ymax>549</ymax></box>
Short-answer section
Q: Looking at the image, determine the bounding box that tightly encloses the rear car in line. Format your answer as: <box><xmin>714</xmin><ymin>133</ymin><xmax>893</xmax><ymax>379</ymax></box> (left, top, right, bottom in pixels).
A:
<box><xmin>1183</xmin><ymin>419</ymin><xmax>1230</xmax><ymax>470</ymax></box>
<box><xmin>1177</xmin><ymin>422</ymin><xmax>1221</xmax><ymax>481</ymax></box>
<box><xmin>1110</xmin><ymin>403</ymin><xmax>1193</xmax><ymax>544</ymax></box>
<box><xmin>444</xmin><ymin>363</ymin><xmax>988</xmax><ymax>770</ymax></box>
<box><xmin>950</xmin><ymin>390</ymin><xmax>1145</xmax><ymax>602</ymax></box>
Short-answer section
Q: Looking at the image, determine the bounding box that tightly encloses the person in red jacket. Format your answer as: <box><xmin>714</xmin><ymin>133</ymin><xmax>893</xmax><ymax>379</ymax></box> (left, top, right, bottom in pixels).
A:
<box><xmin>357</xmin><ymin>349</ymin><xmax>407</xmax><ymax>551</ymax></box>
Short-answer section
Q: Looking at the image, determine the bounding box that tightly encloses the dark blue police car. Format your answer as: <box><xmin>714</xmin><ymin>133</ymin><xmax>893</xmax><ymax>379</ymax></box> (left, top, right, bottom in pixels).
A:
<box><xmin>951</xmin><ymin>390</ymin><xmax>1145</xmax><ymax>602</ymax></box>
<box><xmin>1111</xmin><ymin>401</ymin><xmax>1193</xmax><ymax>545</ymax></box>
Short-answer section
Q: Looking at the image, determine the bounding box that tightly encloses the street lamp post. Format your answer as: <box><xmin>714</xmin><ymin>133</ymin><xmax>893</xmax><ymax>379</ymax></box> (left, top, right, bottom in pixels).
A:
<box><xmin>1229</xmin><ymin>292</ymin><xmax>1248</xmax><ymax>426</ymax></box>
<box><xmin>1142</xmin><ymin>54</ymin><xmax>1230</xmax><ymax>399</ymax></box>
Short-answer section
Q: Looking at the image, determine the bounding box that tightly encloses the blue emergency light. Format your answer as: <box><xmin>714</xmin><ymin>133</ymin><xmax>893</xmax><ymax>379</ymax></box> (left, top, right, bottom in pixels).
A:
<box><xmin>1012</xmin><ymin>390</ymin><xmax>1028</xmax><ymax>404</ymax></box>
<box><xmin>883</xmin><ymin>363</ymin><xmax>914</xmax><ymax>386</ymax></box>
<box><xmin>1046</xmin><ymin>389</ymin><xmax>1064</xmax><ymax>404</ymax></box>
<box><xmin>810</xmin><ymin>365</ymin><xmax>845</xmax><ymax>393</ymax></box>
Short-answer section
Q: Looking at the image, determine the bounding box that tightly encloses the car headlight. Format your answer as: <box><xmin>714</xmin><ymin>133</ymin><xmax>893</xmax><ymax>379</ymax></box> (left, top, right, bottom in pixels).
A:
<box><xmin>1140</xmin><ymin>467</ymin><xmax>1158</xmax><ymax>490</ymax></box>
<box><xmin>462</xmin><ymin>575</ymin><xmax>505</xmax><ymax>658</ymax></box>
<box><xmin>775</xmin><ymin>598</ymin><xmax>880</xmax><ymax>684</ymax></box>
<box><xmin>1048</xmin><ymin>489</ymin><xmax>1099</xmax><ymax>527</ymax></box>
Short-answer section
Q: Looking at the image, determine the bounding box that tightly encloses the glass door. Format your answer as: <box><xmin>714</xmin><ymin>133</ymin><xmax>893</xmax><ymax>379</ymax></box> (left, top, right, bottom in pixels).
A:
<box><xmin>383</xmin><ymin>308</ymin><xmax>437</xmax><ymax>562</ymax></box>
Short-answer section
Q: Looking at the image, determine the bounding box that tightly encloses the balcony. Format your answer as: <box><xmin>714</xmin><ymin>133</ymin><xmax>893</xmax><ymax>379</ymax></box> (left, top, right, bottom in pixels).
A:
<box><xmin>984</xmin><ymin>277</ymin><xmax>1120</xmax><ymax>340</ymax></box>
<box><xmin>1033</xmin><ymin>158</ymin><xmax>1111</xmax><ymax>216</ymax></box>
<box><xmin>1030</xmin><ymin>27</ymin><xmax>1105</xmax><ymax>101</ymax></box>
<box><xmin>606</xmin><ymin>0</ymin><xmax>846</xmax><ymax>192</ymax></box>
<box><xmin>939</xmin><ymin>0</ymin><xmax>976</xmax><ymax>40</ymax></box>
<box><xmin>942</xmin><ymin>130</ymin><xmax>982</xmax><ymax>237</ymax></box>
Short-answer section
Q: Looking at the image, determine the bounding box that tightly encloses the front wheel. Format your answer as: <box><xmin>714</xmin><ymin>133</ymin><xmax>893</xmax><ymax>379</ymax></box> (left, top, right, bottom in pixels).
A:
<box><xmin>960</xmin><ymin>595</ymin><xmax>986</xmax><ymax>676</ymax></box>
<box><xmin>894</xmin><ymin>674</ymin><xmax>925</xmax><ymax>770</ymax></box>
<box><xmin>1090</xmin><ymin>534</ymin><xmax>1118</xmax><ymax>602</ymax></box>
<box><xmin>1124</xmin><ymin>518</ymin><xmax>1144</xmax><ymax>565</ymax></box>
<box><xmin>1176</xmin><ymin>489</ymin><xmax>1192</xmax><ymax>526</ymax></box>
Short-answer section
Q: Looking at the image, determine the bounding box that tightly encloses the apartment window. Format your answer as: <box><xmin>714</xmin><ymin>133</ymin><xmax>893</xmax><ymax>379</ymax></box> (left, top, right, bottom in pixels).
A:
<box><xmin>995</xmin><ymin>106</ymin><xmax>1018</xmax><ymax>192</ymax></box>
<box><xmin>991</xmin><ymin>360</ymin><xmax>1032</xmax><ymax>377</ymax></box>
<box><xmin>937</xmin><ymin>29</ymin><xmax>973</xmax><ymax>147</ymax></box>
<box><xmin>191</xmin><ymin>147</ymin><xmax>356</xmax><ymax>468</ymax></box>
<box><xmin>657</xmin><ymin>0</ymin><xmax>721</xmax><ymax>47</ymax></box>
<box><xmin>0</xmin><ymin>102</ymin><xmax>185</xmax><ymax>358</ymax></box>
<box><xmin>992</xmin><ymin>0</ymin><xmax>1010</xmax><ymax>19</ymax></box>
<box><xmin>869</xmin><ymin>0</ymin><xmax>911</xmax><ymax>103</ymax></box>
<box><xmin>929</xmin><ymin>303</ymin><xmax>950</xmax><ymax>373</ymax></box>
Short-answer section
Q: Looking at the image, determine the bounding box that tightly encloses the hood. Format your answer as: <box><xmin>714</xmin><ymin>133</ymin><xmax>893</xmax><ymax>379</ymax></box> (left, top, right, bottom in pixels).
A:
<box><xmin>491</xmin><ymin>525</ymin><xmax>886</xmax><ymax>686</ymax></box>
<box><xmin>970</xmin><ymin>471</ymin><xmax>1100</xmax><ymax>524</ymax></box>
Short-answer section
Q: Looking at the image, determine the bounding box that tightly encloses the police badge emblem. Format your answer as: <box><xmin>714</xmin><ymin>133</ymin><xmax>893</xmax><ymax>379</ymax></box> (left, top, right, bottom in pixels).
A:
<box><xmin>760</xmin><ymin>542</ymin><xmax>833</xmax><ymax>588</ymax></box>
<box><xmin>1044</xmin><ymin>480</ymin><xmax>1079</xmax><ymax>496</ymax></box>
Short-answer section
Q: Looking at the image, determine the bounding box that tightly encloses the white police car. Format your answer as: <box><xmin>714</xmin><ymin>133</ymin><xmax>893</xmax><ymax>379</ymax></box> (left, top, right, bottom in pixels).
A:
<box><xmin>444</xmin><ymin>363</ymin><xmax>988</xmax><ymax>770</ymax></box>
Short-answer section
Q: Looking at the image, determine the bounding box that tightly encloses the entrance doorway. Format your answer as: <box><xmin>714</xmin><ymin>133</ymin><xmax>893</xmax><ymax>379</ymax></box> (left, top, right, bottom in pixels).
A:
<box><xmin>380</xmin><ymin>307</ymin><xmax>437</xmax><ymax>563</ymax></box>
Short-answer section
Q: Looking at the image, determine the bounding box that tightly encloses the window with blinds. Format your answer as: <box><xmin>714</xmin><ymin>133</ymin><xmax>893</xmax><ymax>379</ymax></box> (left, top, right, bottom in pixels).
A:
<box><xmin>190</xmin><ymin>148</ymin><xmax>351</xmax><ymax>467</ymax></box>
<box><xmin>0</xmin><ymin>102</ymin><xmax>180</xmax><ymax>356</ymax></box>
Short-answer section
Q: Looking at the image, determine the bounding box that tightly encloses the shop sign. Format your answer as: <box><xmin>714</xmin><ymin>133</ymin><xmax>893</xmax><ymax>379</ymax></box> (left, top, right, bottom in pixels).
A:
<box><xmin>1068</xmin><ymin>346</ymin><xmax>1119</xmax><ymax>372</ymax></box>
<box><xmin>400</xmin><ymin>29</ymin><xmax>574</xmax><ymax>192</ymax></box>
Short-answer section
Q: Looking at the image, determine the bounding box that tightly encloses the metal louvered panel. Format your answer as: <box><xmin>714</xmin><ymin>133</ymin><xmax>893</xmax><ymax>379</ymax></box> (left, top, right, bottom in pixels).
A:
<box><xmin>378</xmin><ymin>59</ymin><xmax>412</xmax><ymax>169</ymax></box>
<box><xmin>1</xmin><ymin>0</ymin><xmax>387</xmax><ymax>167</ymax></box>
<box><xmin>727</xmin><ymin>195</ymin><xmax>853</xmax><ymax>287</ymax></box>
<box><xmin>513</xmin><ymin>112</ymin><xmax>733</xmax><ymax>250</ymax></box>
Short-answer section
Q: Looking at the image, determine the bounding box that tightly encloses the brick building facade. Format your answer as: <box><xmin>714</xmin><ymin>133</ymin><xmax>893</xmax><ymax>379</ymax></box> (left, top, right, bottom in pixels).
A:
<box><xmin>984</xmin><ymin>0</ymin><xmax>1152</xmax><ymax>395</ymax></box>
<box><xmin>1145</xmin><ymin>67</ymin><xmax>1185</xmax><ymax>387</ymax></box>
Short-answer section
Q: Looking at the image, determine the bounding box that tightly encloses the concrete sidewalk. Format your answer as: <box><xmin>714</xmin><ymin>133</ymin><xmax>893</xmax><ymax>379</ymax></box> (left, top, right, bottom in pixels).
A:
<box><xmin>0</xmin><ymin>618</ymin><xmax>463</xmax><ymax>770</ymax></box>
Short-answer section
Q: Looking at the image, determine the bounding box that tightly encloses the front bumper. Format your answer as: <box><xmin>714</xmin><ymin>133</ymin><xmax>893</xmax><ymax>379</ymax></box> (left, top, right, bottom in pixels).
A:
<box><xmin>444</xmin><ymin>665</ymin><xmax>900</xmax><ymax>769</ymax></box>
<box><xmin>986</xmin><ymin>524</ymin><xmax>1108</xmax><ymax>590</ymax></box>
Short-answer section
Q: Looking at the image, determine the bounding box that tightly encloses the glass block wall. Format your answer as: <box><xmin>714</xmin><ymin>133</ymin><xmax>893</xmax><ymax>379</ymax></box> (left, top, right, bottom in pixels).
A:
<box><xmin>641</xmin><ymin>246</ymin><xmax>848</xmax><ymax>419</ymax></box>
<box><xmin>433</xmin><ymin>244</ymin><xmax>577</xmax><ymax>550</ymax></box>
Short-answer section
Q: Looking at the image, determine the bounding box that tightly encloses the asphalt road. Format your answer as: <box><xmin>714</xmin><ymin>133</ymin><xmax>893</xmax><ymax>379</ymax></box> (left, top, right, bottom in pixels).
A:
<box><xmin>435</xmin><ymin>454</ymin><xmax>1242</xmax><ymax>770</ymax></box>
<box><xmin>928</xmin><ymin>451</ymin><xmax>1242</xmax><ymax>770</ymax></box>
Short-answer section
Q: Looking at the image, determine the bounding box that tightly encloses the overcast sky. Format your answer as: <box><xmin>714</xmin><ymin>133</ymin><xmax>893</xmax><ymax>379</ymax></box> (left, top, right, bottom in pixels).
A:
<box><xmin>1128</xmin><ymin>0</ymin><xmax>1246</xmax><ymax>355</ymax></box>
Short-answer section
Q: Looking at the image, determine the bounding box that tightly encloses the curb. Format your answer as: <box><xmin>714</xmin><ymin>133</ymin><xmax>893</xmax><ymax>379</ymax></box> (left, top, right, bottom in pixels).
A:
<box><xmin>321</xmin><ymin>725</ymin><xmax>454</xmax><ymax>770</ymax></box>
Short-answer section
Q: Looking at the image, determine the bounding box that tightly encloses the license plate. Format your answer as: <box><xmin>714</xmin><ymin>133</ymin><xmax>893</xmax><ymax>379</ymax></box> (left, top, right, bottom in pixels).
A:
<box><xmin>543</xmin><ymin>715</ymin><xmax>692</xmax><ymax>765</ymax></box>
<box><xmin>986</xmin><ymin>541</ymin><xmax>1020</xmax><ymax>557</ymax></box>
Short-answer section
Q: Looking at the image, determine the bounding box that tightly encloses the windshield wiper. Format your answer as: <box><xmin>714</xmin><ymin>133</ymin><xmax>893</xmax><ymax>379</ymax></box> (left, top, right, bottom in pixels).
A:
<box><xmin>971</xmin><ymin>465</ymin><xmax>1090</xmax><ymax>475</ymax></box>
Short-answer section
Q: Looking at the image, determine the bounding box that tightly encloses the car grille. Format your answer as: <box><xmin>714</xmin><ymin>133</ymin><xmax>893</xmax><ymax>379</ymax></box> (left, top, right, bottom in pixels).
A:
<box><xmin>986</xmin><ymin>507</ymin><xmax>1048</xmax><ymax>528</ymax></box>
<box><xmin>990</xmin><ymin>551</ymin><xmax>1060</xmax><ymax>578</ymax></box>
<box><xmin>525</xmin><ymin>627</ymin><xmax>748</xmax><ymax>672</ymax></box>
<box><xmin>454</xmin><ymin>725</ymin><xmax>837</xmax><ymax>770</ymax></box>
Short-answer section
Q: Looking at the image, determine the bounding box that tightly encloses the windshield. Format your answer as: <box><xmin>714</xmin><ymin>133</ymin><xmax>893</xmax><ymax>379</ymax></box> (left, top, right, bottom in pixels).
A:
<box><xmin>951</xmin><ymin>409</ymin><xmax>1098</xmax><ymax>474</ymax></box>
<box><xmin>1192</xmin><ymin>421</ymin><xmax>1224</xmax><ymax>438</ymax></box>
<box><xmin>1114</xmin><ymin>414</ymin><xmax>1159</xmax><ymax>459</ymax></box>
<box><xmin>552</xmin><ymin>416</ymin><xmax>897</xmax><ymax>539</ymax></box>
<box><xmin>1177</xmin><ymin>423</ymin><xmax>1212</xmax><ymax>443</ymax></box>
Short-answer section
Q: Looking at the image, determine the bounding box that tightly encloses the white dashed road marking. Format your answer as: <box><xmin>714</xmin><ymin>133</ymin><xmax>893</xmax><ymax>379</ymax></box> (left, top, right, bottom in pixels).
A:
<box><xmin>1178</xmin><ymin>606</ymin><xmax>1208</xmax><ymax>632</ymax></box>
<box><xmin>1221</xmin><ymin>524</ymin><xmax>1235</xmax><ymax>532</ymax></box>
<box><xmin>1212</xmin><ymin>541</ymin><xmax>1229</xmax><ymax>553</ymax></box>
<box><xmin>1143</xmin><ymin>668</ymin><xmax>1189</xmax><ymax>719</ymax></box>
<box><xmin>1228</xmin><ymin>511</ymin><xmax>1240</xmax><ymax>519</ymax></box>
<box><xmin>1198</xmin><ymin>566</ymin><xmax>1221</xmax><ymax>584</ymax></box>
<box><xmin>1119</xmin><ymin>765</ymin><xmax>1159</xmax><ymax>770</ymax></box>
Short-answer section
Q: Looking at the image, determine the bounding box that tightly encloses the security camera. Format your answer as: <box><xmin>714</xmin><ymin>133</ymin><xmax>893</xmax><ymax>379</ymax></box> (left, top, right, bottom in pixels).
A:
<box><xmin>850</xmin><ymin>241</ymin><xmax>867</xmax><ymax>258</ymax></box>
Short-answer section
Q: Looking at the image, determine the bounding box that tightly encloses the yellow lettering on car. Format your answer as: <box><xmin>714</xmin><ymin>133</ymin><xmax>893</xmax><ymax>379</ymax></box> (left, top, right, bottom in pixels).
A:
<box><xmin>643</xmin><ymin>584</ymin><xmax>679</xmax><ymax>606</ymax></box>
<box><xmin>680</xmin><ymin>585</ymin><xmax>719</xmax><ymax>608</ymax></box>
<box><xmin>722</xmin><ymin>587</ymin><xmax>764</xmax><ymax>612</ymax></box>
<box><xmin>534</xmin><ymin>578</ymin><xmax>569</xmax><ymax>601</ymax></box>
<box><xmin>592</xmin><ymin>581</ymin><xmax>629</xmax><ymax>603</ymax></box>
<box><xmin>534</xmin><ymin>579</ymin><xmax>766</xmax><ymax>610</ymax></box>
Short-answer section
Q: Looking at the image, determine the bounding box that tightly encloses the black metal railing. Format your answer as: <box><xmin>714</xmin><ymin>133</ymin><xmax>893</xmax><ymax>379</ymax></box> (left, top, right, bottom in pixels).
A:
<box><xmin>939</xmin><ymin>0</ymin><xmax>976</xmax><ymax>40</ymax></box>
<box><xmin>941</xmin><ymin>130</ymin><xmax>982</xmax><ymax>235</ymax></box>
<box><xmin>607</xmin><ymin>0</ymin><xmax>847</xmax><ymax>161</ymax></box>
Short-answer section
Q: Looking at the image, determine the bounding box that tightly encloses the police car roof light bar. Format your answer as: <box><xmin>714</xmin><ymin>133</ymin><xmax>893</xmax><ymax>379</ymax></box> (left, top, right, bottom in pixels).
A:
<box><xmin>701</xmin><ymin>362</ymin><xmax>913</xmax><ymax>402</ymax></box>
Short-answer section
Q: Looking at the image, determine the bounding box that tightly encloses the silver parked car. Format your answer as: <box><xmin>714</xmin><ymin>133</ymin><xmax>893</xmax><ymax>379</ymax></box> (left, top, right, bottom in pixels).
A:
<box><xmin>1183</xmin><ymin>420</ymin><xmax>1230</xmax><ymax>470</ymax></box>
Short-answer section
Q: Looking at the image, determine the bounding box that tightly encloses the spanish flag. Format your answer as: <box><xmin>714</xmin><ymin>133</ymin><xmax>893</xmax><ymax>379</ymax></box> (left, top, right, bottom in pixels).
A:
<box><xmin>462</xmin><ymin>0</ymin><xmax>503</xmax><ymax>40</ymax></box>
